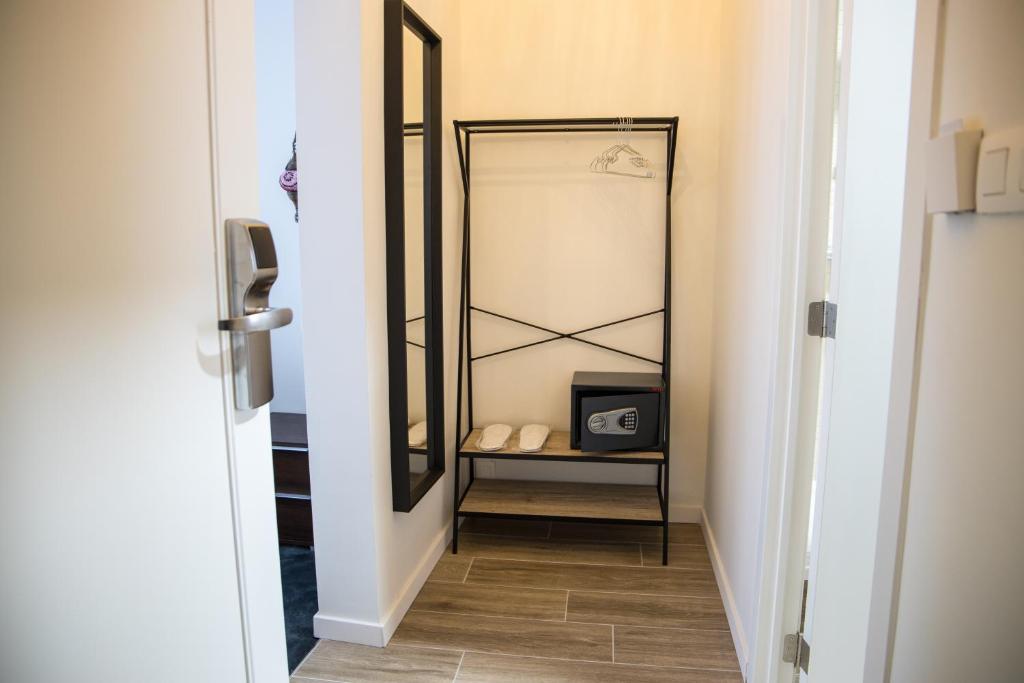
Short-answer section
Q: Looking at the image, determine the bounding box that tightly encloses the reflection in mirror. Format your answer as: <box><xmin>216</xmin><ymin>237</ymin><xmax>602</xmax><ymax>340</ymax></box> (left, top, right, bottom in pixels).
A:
<box><xmin>403</xmin><ymin>25</ymin><xmax>428</xmax><ymax>491</ymax></box>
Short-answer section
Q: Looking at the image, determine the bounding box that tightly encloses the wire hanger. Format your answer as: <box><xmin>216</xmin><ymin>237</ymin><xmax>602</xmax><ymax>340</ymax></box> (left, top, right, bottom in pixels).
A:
<box><xmin>589</xmin><ymin>116</ymin><xmax>655</xmax><ymax>179</ymax></box>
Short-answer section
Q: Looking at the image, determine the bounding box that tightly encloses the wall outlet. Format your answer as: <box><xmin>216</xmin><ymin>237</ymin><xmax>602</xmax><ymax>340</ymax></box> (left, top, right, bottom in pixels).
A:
<box><xmin>475</xmin><ymin>460</ymin><xmax>496</xmax><ymax>478</ymax></box>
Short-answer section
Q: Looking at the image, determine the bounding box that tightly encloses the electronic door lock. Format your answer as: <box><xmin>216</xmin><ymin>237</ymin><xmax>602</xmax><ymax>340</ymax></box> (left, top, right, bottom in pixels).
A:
<box><xmin>220</xmin><ymin>219</ymin><xmax>292</xmax><ymax>410</ymax></box>
<box><xmin>587</xmin><ymin>407</ymin><xmax>639</xmax><ymax>436</ymax></box>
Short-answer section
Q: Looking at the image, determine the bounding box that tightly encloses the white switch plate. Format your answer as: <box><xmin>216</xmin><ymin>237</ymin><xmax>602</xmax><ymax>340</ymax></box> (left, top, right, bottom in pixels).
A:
<box><xmin>976</xmin><ymin>124</ymin><xmax>1024</xmax><ymax>214</ymax></box>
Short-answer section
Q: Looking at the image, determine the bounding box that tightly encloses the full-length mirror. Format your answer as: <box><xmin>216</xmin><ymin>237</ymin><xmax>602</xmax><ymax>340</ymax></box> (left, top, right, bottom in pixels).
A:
<box><xmin>384</xmin><ymin>0</ymin><xmax>443</xmax><ymax>512</ymax></box>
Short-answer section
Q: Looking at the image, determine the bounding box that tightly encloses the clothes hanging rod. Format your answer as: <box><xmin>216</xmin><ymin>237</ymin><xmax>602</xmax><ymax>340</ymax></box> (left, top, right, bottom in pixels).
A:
<box><xmin>455</xmin><ymin>116</ymin><xmax>677</xmax><ymax>131</ymax></box>
<box><xmin>457</xmin><ymin>127</ymin><xmax>671</xmax><ymax>135</ymax></box>
<box><xmin>451</xmin><ymin>116</ymin><xmax>680</xmax><ymax>193</ymax></box>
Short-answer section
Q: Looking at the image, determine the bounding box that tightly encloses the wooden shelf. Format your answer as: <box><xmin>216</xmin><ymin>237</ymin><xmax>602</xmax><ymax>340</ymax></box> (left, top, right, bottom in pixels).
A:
<box><xmin>459</xmin><ymin>429</ymin><xmax>664</xmax><ymax>464</ymax></box>
<box><xmin>458</xmin><ymin>479</ymin><xmax>663</xmax><ymax>523</ymax></box>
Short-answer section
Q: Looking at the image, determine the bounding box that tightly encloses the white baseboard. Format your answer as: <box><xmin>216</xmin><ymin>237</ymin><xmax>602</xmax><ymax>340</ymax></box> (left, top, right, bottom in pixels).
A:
<box><xmin>669</xmin><ymin>503</ymin><xmax>703</xmax><ymax>523</ymax></box>
<box><xmin>702</xmin><ymin>507</ymin><xmax>750</xmax><ymax>678</ymax></box>
<box><xmin>313</xmin><ymin>524</ymin><xmax>451</xmax><ymax>648</ymax></box>
<box><xmin>312</xmin><ymin>612</ymin><xmax>387</xmax><ymax>647</ymax></box>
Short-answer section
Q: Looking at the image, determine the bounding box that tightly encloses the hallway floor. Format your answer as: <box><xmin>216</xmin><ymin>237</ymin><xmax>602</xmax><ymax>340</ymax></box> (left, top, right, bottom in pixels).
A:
<box><xmin>290</xmin><ymin>519</ymin><xmax>740</xmax><ymax>682</ymax></box>
<box><xmin>280</xmin><ymin>545</ymin><xmax>318</xmax><ymax>672</ymax></box>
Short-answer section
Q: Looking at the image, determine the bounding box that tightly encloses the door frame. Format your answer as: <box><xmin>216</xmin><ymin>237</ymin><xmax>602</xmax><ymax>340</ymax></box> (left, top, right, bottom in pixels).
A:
<box><xmin>207</xmin><ymin>0</ymin><xmax>290</xmax><ymax>679</ymax></box>
<box><xmin>746</xmin><ymin>0</ymin><xmax>842</xmax><ymax>679</ymax></box>
<box><xmin>752</xmin><ymin>0</ymin><xmax>937</xmax><ymax>680</ymax></box>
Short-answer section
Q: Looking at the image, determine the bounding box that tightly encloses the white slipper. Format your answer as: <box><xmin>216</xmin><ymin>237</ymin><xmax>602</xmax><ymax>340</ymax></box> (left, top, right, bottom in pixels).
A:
<box><xmin>518</xmin><ymin>424</ymin><xmax>550</xmax><ymax>452</ymax></box>
<box><xmin>477</xmin><ymin>424</ymin><xmax>512</xmax><ymax>451</ymax></box>
<box><xmin>408</xmin><ymin>421</ymin><xmax>427</xmax><ymax>447</ymax></box>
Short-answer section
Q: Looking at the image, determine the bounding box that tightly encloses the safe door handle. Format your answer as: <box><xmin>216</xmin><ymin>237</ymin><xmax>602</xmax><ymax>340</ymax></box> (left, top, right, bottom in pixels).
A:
<box><xmin>218</xmin><ymin>307</ymin><xmax>293</xmax><ymax>333</ymax></box>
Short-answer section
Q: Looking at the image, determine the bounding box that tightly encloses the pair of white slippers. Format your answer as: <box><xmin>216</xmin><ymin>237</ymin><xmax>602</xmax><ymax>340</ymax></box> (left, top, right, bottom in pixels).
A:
<box><xmin>476</xmin><ymin>423</ymin><xmax>550</xmax><ymax>453</ymax></box>
<box><xmin>408</xmin><ymin>421</ymin><xmax>427</xmax><ymax>447</ymax></box>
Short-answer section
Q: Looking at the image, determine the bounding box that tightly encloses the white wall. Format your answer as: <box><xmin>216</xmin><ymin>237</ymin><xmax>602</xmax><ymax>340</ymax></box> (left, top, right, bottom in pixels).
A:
<box><xmin>703</xmin><ymin>0</ymin><xmax>798</xmax><ymax>671</ymax></box>
<box><xmin>295</xmin><ymin>0</ymin><xmax>462</xmax><ymax>646</ymax></box>
<box><xmin>889</xmin><ymin>2</ymin><xmax>1024</xmax><ymax>680</ymax></box>
<box><xmin>255</xmin><ymin>0</ymin><xmax>306</xmax><ymax>414</ymax></box>
<box><xmin>295</xmin><ymin>0</ymin><xmax>383</xmax><ymax>644</ymax></box>
<box><xmin>456</xmin><ymin>0</ymin><xmax>722</xmax><ymax>522</ymax></box>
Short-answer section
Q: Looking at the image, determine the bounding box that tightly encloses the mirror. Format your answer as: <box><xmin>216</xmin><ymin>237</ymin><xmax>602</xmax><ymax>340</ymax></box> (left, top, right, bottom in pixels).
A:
<box><xmin>384</xmin><ymin>0</ymin><xmax>443</xmax><ymax>512</ymax></box>
<box><xmin>404</xmin><ymin>25</ymin><xmax>427</xmax><ymax>490</ymax></box>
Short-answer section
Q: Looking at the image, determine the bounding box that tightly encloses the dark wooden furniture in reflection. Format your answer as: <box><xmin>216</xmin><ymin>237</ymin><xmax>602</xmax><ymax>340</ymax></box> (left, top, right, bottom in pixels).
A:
<box><xmin>271</xmin><ymin>412</ymin><xmax>313</xmax><ymax>547</ymax></box>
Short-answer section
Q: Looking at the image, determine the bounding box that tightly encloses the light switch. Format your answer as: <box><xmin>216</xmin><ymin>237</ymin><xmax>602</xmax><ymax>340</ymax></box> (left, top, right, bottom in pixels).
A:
<box><xmin>978</xmin><ymin>147</ymin><xmax>1008</xmax><ymax>196</ymax></box>
<box><xmin>976</xmin><ymin>124</ymin><xmax>1024</xmax><ymax>214</ymax></box>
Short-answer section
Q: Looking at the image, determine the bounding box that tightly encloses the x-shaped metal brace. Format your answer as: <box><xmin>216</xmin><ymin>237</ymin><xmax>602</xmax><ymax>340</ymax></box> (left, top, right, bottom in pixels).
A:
<box><xmin>470</xmin><ymin>306</ymin><xmax>664</xmax><ymax>366</ymax></box>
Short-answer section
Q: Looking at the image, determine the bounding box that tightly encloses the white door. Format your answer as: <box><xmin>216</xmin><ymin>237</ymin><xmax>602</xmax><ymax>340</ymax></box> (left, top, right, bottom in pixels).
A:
<box><xmin>0</xmin><ymin>2</ymin><xmax>287</xmax><ymax>682</ymax></box>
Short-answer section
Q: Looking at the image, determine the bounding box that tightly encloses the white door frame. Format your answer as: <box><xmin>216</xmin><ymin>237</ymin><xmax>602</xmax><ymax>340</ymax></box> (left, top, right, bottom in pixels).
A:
<box><xmin>746</xmin><ymin>0</ymin><xmax>841</xmax><ymax>679</ymax></box>
<box><xmin>208</xmin><ymin>0</ymin><xmax>290</xmax><ymax>679</ymax></box>
<box><xmin>752</xmin><ymin>0</ymin><xmax>935</xmax><ymax>680</ymax></box>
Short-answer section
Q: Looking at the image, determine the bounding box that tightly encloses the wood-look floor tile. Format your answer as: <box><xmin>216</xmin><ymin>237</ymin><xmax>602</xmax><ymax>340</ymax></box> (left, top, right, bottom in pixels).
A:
<box><xmin>467</xmin><ymin>558</ymin><xmax>720</xmax><ymax>598</ymax></box>
<box><xmin>412</xmin><ymin>581</ymin><xmax>568</xmax><ymax>621</ymax></box>
<box><xmin>550</xmin><ymin>522</ymin><xmax>705</xmax><ymax>545</ymax></box>
<box><xmin>567</xmin><ymin>591</ymin><xmax>729</xmax><ymax>630</ymax></box>
<box><xmin>641</xmin><ymin>543</ymin><xmax>713</xmax><ymax>570</ymax></box>
<box><xmin>392</xmin><ymin>610</ymin><xmax>612</xmax><ymax>661</ymax></box>
<box><xmin>455</xmin><ymin>652</ymin><xmax>744</xmax><ymax>683</ymax></box>
<box><xmin>290</xmin><ymin>639</ymin><xmax>462</xmax><ymax>683</ymax></box>
<box><xmin>460</xmin><ymin>517</ymin><xmax>551</xmax><ymax>538</ymax></box>
<box><xmin>459</xmin><ymin>532</ymin><xmax>642</xmax><ymax>566</ymax></box>
<box><xmin>614</xmin><ymin>625</ymin><xmax>740</xmax><ymax>671</ymax></box>
<box><xmin>428</xmin><ymin>550</ymin><xmax>473</xmax><ymax>583</ymax></box>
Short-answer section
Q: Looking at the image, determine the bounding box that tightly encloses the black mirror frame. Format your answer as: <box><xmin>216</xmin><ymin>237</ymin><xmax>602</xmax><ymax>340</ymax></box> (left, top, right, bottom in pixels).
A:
<box><xmin>384</xmin><ymin>0</ymin><xmax>444</xmax><ymax>513</ymax></box>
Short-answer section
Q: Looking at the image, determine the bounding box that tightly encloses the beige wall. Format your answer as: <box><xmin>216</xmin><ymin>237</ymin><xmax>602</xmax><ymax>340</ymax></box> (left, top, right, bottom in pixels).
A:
<box><xmin>455</xmin><ymin>0</ymin><xmax>722</xmax><ymax>517</ymax></box>
<box><xmin>889</xmin><ymin>1</ymin><xmax>1024</xmax><ymax>680</ymax></box>
<box><xmin>703</xmin><ymin>0</ymin><xmax>801</xmax><ymax>670</ymax></box>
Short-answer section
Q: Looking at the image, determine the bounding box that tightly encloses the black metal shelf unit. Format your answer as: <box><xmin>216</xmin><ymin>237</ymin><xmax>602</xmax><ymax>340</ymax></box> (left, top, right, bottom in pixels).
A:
<box><xmin>451</xmin><ymin>117</ymin><xmax>679</xmax><ymax>566</ymax></box>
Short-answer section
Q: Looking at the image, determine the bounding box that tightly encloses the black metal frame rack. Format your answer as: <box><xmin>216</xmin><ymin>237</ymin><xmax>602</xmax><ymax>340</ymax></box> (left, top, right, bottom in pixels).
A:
<box><xmin>451</xmin><ymin>117</ymin><xmax>679</xmax><ymax>565</ymax></box>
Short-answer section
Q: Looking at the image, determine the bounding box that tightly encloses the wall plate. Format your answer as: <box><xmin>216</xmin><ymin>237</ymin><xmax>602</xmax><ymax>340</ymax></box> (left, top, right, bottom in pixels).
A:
<box><xmin>976</xmin><ymin>124</ymin><xmax>1024</xmax><ymax>214</ymax></box>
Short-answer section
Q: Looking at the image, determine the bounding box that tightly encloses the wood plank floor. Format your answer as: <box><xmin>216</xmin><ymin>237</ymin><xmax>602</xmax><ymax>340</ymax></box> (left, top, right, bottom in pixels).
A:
<box><xmin>291</xmin><ymin>519</ymin><xmax>741</xmax><ymax>683</ymax></box>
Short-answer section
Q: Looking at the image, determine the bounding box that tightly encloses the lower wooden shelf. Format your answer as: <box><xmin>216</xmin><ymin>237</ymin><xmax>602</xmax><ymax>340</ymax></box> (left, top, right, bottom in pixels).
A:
<box><xmin>458</xmin><ymin>478</ymin><xmax>663</xmax><ymax>523</ymax></box>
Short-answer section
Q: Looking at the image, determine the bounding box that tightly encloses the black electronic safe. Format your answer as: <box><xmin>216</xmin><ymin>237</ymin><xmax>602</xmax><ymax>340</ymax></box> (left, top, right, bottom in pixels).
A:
<box><xmin>570</xmin><ymin>371</ymin><xmax>665</xmax><ymax>451</ymax></box>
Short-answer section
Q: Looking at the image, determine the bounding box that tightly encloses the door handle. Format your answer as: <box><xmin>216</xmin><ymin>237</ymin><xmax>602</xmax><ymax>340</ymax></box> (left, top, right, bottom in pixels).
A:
<box><xmin>218</xmin><ymin>307</ymin><xmax>293</xmax><ymax>333</ymax></box>
<box><xmin>222</xmin><ymin>219</ymin><xmax>290</xmax><ymax>410</ymax></box>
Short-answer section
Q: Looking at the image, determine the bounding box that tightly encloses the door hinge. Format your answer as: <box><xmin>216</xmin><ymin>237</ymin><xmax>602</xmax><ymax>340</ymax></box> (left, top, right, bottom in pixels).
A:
<box><xmin>783</xmin><ymin>633</ymin><xmax>810</xmax><ymax>673</ymax></box>
<box><xmin>807</xmin><ymin>300</ymin><xmax>837</xmax><ymax>339</ymax></box>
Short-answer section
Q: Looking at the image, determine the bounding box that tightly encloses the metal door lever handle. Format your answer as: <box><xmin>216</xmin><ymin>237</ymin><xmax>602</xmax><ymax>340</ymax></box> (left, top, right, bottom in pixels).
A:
<box><xmin>218</xmin><ymin>307</ymin><xmax>293</xmax><ymax>333</ymax></box>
